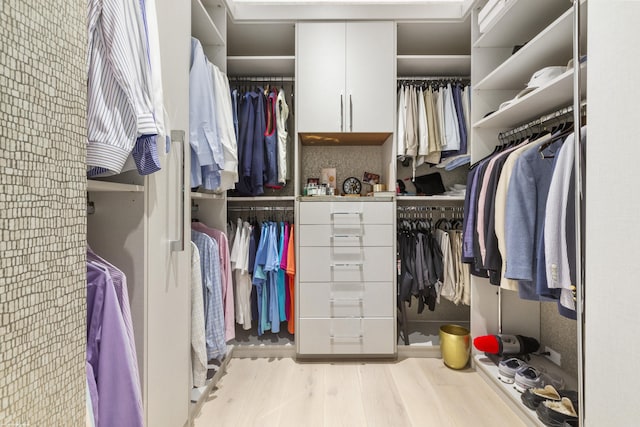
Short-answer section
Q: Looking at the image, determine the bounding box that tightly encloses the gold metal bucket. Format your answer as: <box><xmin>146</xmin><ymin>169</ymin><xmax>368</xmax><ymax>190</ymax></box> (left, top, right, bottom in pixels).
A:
<box><xmin>439</xmin><ymin>324</ymin><xmax>471</xmax><ymax>369</ymax></box>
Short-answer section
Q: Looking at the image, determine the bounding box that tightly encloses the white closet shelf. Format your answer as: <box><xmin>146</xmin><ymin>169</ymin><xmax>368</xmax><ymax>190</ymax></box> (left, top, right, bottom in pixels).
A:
<box><xmin>397</xmin><ymin>195</ymin><xmax>465</xmax><ymax>202</ymax></box>
<box><xmin>191</xmin><ymin>191</ymin><xmax>225</xmax><ymax>200</ymax></box>
<box><xmin>474</xmin><ymin>354</ymin><xmax>578</xmax><ymax>427</ymax></box>
<box><xmin>396</xmin><ymin>55</ymin><xmax>471</xmax><ymax>77</ymax></box>
<box><xmin>87</xmin><ymin>180</ymin><xmax>144</xmax><ymax>192</ymax></box>
<box><xmin>475</xmin><ymin>5</ymin><xmax>580</xmax><ymax>91</ymax></box>
<box><xmin>474</xmin><ymin>0</ymin><xmax>571</xmax><ymax>48</ymax></box>
<box><xmin>473</xmin><ymin>63</ymin><xmax>587</xmax><ymax>130</ymax></box>
<box><xmin>191</xmin><ymin>0</ymin><xmax>224</xmax><ymax>46</ymax></box>
<box><xmin>227</xmin><ymin>196</ymin><xmax>296</xmax><ymax>202</ymax></box>
<box><xmin>227</xmin><ymin>56</ymin><xmax>295</xmax><ymax>77</ymax></box>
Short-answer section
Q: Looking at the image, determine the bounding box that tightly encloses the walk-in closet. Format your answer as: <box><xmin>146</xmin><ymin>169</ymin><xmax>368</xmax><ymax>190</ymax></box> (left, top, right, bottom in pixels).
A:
<box><xmin>2</xmin><ymin>0</ymin><xmax>639</xmax><ymax>426</ymax></box>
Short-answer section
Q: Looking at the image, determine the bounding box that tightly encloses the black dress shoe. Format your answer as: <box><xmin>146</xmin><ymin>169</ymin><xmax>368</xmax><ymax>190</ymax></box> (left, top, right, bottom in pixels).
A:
<box><xmin>536</xmin><ymin>397</ymin><xmax>578</xmax><ymax>427</ymax></box>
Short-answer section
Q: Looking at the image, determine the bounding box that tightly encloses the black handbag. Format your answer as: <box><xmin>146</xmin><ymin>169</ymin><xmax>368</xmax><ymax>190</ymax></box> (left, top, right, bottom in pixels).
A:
<box><xmin>412</xmin><ymin>172</ymin><xmax>445</xmax><ymax>196</ymax></box>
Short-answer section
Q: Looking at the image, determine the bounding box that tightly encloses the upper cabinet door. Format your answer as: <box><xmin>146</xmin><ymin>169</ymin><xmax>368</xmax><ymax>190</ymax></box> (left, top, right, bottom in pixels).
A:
<box><xmin>345</xmin><ymin>22</ymin><xmax>395</xmax><ymax>133</ymax></box>
<box><xmin>297</xmin><ymin>22</ymin><xmax>346</xmax><ymax>133</ymax></box>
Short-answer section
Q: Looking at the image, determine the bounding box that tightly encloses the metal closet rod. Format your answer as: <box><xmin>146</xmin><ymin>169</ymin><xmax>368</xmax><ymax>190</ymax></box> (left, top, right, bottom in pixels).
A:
<box><xmin>227</xmin><ymin>206</ymin><xmax>294</xmax><ymax>212</ymax></box>
<box><xmin>498</xmin><ymin>102</ymin><xmax>587</xmax><ymax>141</ymax></box>
<box><xmin>397</xmin><ymin>76</ymin><xmax>469</xmax><ymax>81</ymax></box>
<box><xmin>229</xmin><ymin>76</ymin><xmax>295</xmax><ymax>82</ymax></box>
<box><xmin>396</xmin><ymin>206</ymin><xmax>462</xmax><ymax>211</ymax></box>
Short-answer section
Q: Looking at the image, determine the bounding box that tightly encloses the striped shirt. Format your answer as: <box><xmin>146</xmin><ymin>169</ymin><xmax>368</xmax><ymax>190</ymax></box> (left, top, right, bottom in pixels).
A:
<box><xmin>87</xmin><ymin>0</ymin><xmax>158</xmax><ymax>174</ymax></box>
<box><xmin>191</xmin><ymin>230</ymin><xmax>227</xmax><ymax>360</ymax></box>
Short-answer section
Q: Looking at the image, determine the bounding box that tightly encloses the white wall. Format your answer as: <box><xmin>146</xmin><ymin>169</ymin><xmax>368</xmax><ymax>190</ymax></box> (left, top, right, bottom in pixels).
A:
<box><xmin>585</xmin><ymin>1</ymin><xmax>640</xmax><ymax>425</ymax></box>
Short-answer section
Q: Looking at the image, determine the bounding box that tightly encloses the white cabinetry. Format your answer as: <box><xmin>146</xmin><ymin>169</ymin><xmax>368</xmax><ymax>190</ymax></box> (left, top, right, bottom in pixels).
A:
<box><xmin>86</xmin><ymin>1</ymin><xmax>192</xmax><ymax>426</ymax></box>
<box><xmin>297</xmin><ymin>199</ymin><xmax>395</xmax><ymax>357</ymax></box>
<box><xmin>296</xmin><ymin>22</ymin><xmax>395</xmax><ymax>133</ymax></box>
<box><xmin>470</xmin><ymin>1</ymin><xmax>584</xmax><ymax>424</ymax></box>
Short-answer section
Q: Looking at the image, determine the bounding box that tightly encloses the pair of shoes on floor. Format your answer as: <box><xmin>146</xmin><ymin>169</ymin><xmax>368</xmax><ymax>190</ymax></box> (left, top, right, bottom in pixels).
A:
<box><xmin>536</xmin><ymin>395</ymin><xmax>579</xmax><ymax>426</ymax></box>
<box><xmin>515</xmin><ymin>366</ymin><xmax>564</xmax><ymax>393</ymax></box>
<box><xmin>497</xmin><ymin>358</ymin><xmax>564</xmax><ymax>393</ymax></box>
<box><xmin>497</xmin><ymin>357</ymin><xmax>527</xmax><ymax>384</ymax></box>
<box><xmin>521</xmin><ymin>385</ymin><xmax>578</xmax><ymax>410</ymax></box>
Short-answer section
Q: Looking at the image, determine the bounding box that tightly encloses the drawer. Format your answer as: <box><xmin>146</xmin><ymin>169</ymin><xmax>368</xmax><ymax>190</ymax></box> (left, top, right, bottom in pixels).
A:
<box><xmin>299</xmin><ymin>201</ymin><xmax>393</xmax><ymax>225</ymax></box>
<box><xmin>299</xmin><ymin>246</ymin><xmax>394</xmax><ymax>282</ymax></box>
<box><xmin>298</xmin><ymin>318</ymin><xmax>395</xmax><ymax>355</ymax></box>
<box><xmin>298</xmin><ymin>224</ymin><xmax>393</xmax><ymax>247</ymax></box>
<box><xmin>299</xmin><ymin>282</ymin><xmax>393</xmax><ymax>318</ymax></box>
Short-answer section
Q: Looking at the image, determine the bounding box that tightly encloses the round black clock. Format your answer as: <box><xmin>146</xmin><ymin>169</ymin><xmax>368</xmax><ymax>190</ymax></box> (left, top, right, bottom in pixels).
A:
<box><xmin>342</xmin><ymin>177</ymin><xmax>362</xmax><ymax>195</ymax></box>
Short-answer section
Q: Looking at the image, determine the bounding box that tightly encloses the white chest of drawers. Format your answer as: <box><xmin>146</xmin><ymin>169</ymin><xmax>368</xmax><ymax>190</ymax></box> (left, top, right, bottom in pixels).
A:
<box><xmin>296</xmin><ymin>198</ymin><xmax>396</xmax><ymax>357</ymax></box>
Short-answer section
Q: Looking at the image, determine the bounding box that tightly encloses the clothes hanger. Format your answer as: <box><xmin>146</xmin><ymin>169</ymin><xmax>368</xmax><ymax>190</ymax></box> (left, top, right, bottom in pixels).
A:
<box><xmin>539</xmin><ymin>120</ymin><xmax>574</xmax><ymax>157</ymax></box>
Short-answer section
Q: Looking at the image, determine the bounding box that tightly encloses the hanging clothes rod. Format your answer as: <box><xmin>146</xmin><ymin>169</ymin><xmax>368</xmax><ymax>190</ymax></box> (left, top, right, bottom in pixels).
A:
<box><xmin>227</xmin><ymin>206</ymin><xmax>294</xmax><ymax>212</ymax></box>
<box><xmin>498</xmin><ymin>102</ymin><xmax>587</xmax><ymax>141</ymax></box>
<box><xmin>229</xmin><ymin>76</ymin><xmax>295</xmax><ymax>82</ymax></box>
<box><xmin>396</xmin><ymin>206</ymin><xmax>462</xmax><ymax>211</ymax></box>
<box><xmin>396</xmin><ymin>76</ymin><xmax>470</xmax><ymax>81</ymax></box>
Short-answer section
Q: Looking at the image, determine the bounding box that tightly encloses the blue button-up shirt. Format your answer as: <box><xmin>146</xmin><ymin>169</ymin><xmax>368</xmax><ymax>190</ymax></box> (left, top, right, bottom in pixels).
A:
<box><xmin>190</xmin><ymin>38</ymin><xmax>224</xmax><ymax>189</ymax></box>
<box><xmin>191</xmin><ymin>230</ymin><xmax>227</xmax><ymax>360</ymax></box>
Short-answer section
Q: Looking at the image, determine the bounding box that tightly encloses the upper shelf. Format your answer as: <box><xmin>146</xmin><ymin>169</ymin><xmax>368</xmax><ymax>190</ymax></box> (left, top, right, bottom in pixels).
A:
<box><xmin>227</xmin><ymin>196</ymin><xmax>296</xmax><ymax>202</ymax></box>
<box><xmin>397</xmin><ymin>195</ymin><xmax>465</xmax><ymax>202</ymax></box>
<box><xmin>473</xmin><ymin>63</ymin><xmax>587</xmax><ymax>129</ymax></box>
<box><xmin>226</xmin><ymin>56</ymin><xmax>295</xmax><ymax>77</ymax></box>
<box><xmin>191</xmin><ymin>0</ymin><xmax>224</xmax><ymax>46</ymax></box>
<box><xmin>299</xmin><ymin>132</ymin><xmax>392</xmax><ymax>146</ymax></box>
<box><xmin>474</xmin><ymin>0</ymin><xmax>571</xmax><ymax>48</ymax></box>
<box><xmin>475</xmin><ymin>5</ymin><xmax>585</xmax><ymax>91</ymax></box>
<box><xmin>396</xmin><ymin>55</ymin><xmax>471</xmax><ymax>77</ymax></box>
<box><xmin>87</xmin><ymin>180</ymin><xmax>144</xmax><ymax>193</ymax></box>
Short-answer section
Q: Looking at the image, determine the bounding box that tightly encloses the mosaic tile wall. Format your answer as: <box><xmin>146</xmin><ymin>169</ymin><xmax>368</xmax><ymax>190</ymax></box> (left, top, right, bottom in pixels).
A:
<box><xmin>301</xmin><ymin>145</ymin><xmax>384</xmax><ymax>194</ymax></box>
<box><xmin>541</xmin><ymin>302</ymin><xmax>578</xmax><ymax>380</ymax></box>
<box><xmin>0</xmin><ymin>1</ymin><xmax>86</xmax><ymax>425</ymax></box>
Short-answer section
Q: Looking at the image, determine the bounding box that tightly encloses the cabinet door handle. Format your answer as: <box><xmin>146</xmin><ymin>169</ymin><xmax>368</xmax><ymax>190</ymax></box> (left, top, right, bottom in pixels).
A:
<box><xmin>349</xmin><ymin>94</ymin><xmax>353</xmax><ymax>132</ymax></box>
<box><xmin>330</xmin><ymin>334</ymin><xmax>363</xmax><ymax>341</ymax></box>
<box><xmin>330</xmin><ymin>262</ymin><xmax>363</xmax><ymax>268</ymax></box>
<box><xmin>340</xmin><ymin>94</ymin><xmax>344</xmax><ymax>132</ymax></box>
<box><xmin>170</xmin><ymin>130</ymin><xmax>185</xmax><ymax>252</ymax></box>
<box><xmin>331</xmin><ymin>211</ymin><xmax>362</xmax><ymax>216</ymax></box>
<box><xmin>329</xmin><ymin>297</ymin><xmax>363</xmax><ymax>305</ymax></box>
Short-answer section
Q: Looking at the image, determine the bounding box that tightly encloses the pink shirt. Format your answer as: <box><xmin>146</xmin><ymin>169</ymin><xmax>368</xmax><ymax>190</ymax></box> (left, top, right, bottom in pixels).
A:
<box><xmin>192</xmin><ymin>222</ymin><xmax>235</xmax><ymax>341</ymax></box>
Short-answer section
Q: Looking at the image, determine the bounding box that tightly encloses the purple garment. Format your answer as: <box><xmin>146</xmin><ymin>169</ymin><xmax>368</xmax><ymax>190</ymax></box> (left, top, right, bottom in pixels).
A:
<box><xmin>87</xmin><ymin>362</ymin><xmax>98</xmax><ymax>426</ymax></box>
<box><xmin>87</xmin><ymin>262</ymin><xmax>144</xmax><ymax>427</ymax></box>
<box><xmin>87</xmin><ymin>248</ymin><xmax>139</xmax><ymax>382</ymax></box>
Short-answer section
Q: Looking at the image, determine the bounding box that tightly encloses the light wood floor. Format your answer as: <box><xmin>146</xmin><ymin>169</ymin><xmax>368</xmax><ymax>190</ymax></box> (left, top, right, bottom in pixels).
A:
<box><xmin>194</xmin><ymin>357</ymin><xmax>526</xmax><ymax>427</ymax></box>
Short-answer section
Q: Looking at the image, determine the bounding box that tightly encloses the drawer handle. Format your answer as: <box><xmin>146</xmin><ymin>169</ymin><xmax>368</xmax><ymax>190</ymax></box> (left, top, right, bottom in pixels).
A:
<box><xmin>330</xmin><ymin>334</ymin><xmax>363</xmax><ymax>341</ymax></box>
<box><xmin>330</xmin><ymin>234</ymin><xmax>362</xmax><ymax>239</ymax></box>
<box><xmin>330</xmin><ymin>263</ymin><xmax>363</xmax><ymax>268</ymax></box>
<box><xmin>329</xmin><ymin>297</ymin><xmax>363</xmax><ymax>305</ymax></box>
<box><xmin>331</xmin><ymin>211</ymin><xmax>362</xmax><ymax>216</ymax></box>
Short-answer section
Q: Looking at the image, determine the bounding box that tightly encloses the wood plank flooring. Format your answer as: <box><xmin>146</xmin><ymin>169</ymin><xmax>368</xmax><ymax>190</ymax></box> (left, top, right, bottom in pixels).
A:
<box><xmin>194</xmin><ymin>357</ymin><xmax>526</xmax><ymax>427</ymax></box>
